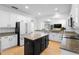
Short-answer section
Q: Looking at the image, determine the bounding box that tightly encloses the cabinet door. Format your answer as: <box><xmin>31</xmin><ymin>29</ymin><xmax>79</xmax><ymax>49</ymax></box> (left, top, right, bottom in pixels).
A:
<box><xmin>20</xmin><ymin>22</ymin><xmax>27</xmax><ymax>34</ymax></box>
<box><xmin>24</xmin><ymin>39</ymin><xmax>33</xmax><ymax>55</ymax></box>
<box><xmin>1</xmin><ymin>36</ymin><xmax>9</xmax><ymax>51</ymax></box>
<box><xmin>49</xmin><ymin>33</ymin><xmax>53</xmax><ymax>40</ymax></box>
<box><xmin>20</xmin><ymin>37</ymin><xmax>24</xmax><ymax>46</ymax></box>
<box><xmin>45</xmin><ymin>35</ymin><xmax>49</xmax><ymax>48</ymax></box>
<box><xmin>9</xmin><ymin>35</ymin><xmax>17</xmax><ymax>47</ymax></box>
<box><xmin>0</xmin><ymin>38</ymin><xmax>1</xmax><ymax>52</ymax></box>
<box><xmin>34</xmin><ymin>39</ymin><xmax>41</xmax><ymax>55</ymax></box>
<box><xmin>10</xmin><ymin>13</ymin><xmax>18</xmax><ymax>27</ymax></box>
<box><xmin>0</xmin><ymin>10</ymin><xmax>10</xmax><ymax>27</ymax></box>
<box><xmin>41</xmin><ymin>37</ymin><xmax>46</xmax><ymax>52</ymax></box>
<box><xmin>54</xmin><ymin>33</ymin><xmax>58</xmax><ymax>41</ymax></box>
<box><xmin>12</xmin><ymin>35</ymin><xmax>17</xmax><ymax>46</ymax></box>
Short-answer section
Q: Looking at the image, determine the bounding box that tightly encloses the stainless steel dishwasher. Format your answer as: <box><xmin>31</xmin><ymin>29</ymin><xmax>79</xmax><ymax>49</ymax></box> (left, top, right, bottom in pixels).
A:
<box><xmin>61</xmin><ymin>35</ymin><xmax>79</xmax><ymax>54</ymax></box>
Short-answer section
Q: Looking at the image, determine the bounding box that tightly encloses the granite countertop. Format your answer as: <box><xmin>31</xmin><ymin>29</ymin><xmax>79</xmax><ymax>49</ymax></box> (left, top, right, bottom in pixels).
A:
<box><xmin>63</xmin><ymin>32</ymin><xmax>79</xmax><ymax>40</ymax></box>
<box><xmin>24</xmin><ymin>32</ymin><xmax>48</xmax><ymax>40</ymax></box>
<box><xmin>0</xmin><ymin>32</ymin><xmax>17</xmax><ymax>37</ymax></box>
<box><xmin>35</xmin><ymin>30</ymin><xmax>64</xmax><ymax>34</ymax></box>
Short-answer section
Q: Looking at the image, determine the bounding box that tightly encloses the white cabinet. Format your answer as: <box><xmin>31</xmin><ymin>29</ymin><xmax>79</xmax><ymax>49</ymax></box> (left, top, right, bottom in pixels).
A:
<box><xmin>8</xmin><ymin>35</ymin><xmax>17</xmax><ymax>47</ymax></box>
<box><xmin>10</xmin><ymin>13</ymin><xmax>18</xmax><ymax>27</ymax></box>
<box><xmin>27</xmin><ymin>22</ymin><xmax>35</xmax><ymax>34</ymax></box>
<box><xmin>20</xmin><ymin>22</ymin><xmax>27</xmax><ymax>34</ymax></box>
<box><xmin>70</xmin><ymin>5</ymin><xmax>79</xmax><ymax>28</ymax></box>
<box><xmin>0</xmin><ymin>10</ymin><xmax>10</xmax><ymax>27</ymax></box>
<box><xmin>0</xmin><ymin>10</ymin><xmax>18</xmax><ymax>27</ymax></box>
<box><xmin>27</xmin><ymin>22</ymin><xmax>32</xmax><ymax>34</ymax></box>
<box><xmin>0</xmin><ymin>10</ymin><xmax>31</xmax><ymax>28</ymax></box>
<box><xmin>49</xmin><ymin>33</ymin><xmax>62</xmax><ymax>42</ymax></box>
<box><xmin>20</xmin><ymin>36</ymin><xmax>24</xmax><ymax>46</ymax></box>
<box><xmin>0</xmin><ymin>36</ymin><xmax>9</xmax><ymax>51</ymax></box>
<box><xmin>70</xmin><ymin>4</ymin><xmax>79</xmax><ymax>33</ymax></box>
<box><xmin>0</xmin><ymin>35</ymin><xmax>17</xmax><ymax>51</ymax></box>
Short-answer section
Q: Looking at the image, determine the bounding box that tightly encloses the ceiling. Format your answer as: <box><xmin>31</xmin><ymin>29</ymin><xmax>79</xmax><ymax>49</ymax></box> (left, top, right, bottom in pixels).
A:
<box><xmin>1</xmin><ymin>4</ymin><xmax>72</xmax><ymax>19</ymax></box>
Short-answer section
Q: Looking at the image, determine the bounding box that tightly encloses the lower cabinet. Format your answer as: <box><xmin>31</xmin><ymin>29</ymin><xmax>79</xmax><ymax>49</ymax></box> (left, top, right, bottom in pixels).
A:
<box><xmin>34</xmin><ymin>39</ymin><xmax>41</xmax><ymax>55</ymax></box>
<box><xmin>24</xmin><ymin>35</ymin><xmax>49</xmax><ymax>55</ymax></box>
<box><xmin>41</xmin><ymin>37</ymin><xmax>46</xmax><ymax>52</ymax></box>
<box><xmin>0</xmin><ymin>36</ymin><xmax>10</xmax><ymax>51</ymax></box>
<box><xmin>24</xmin><ymin>39</ymin><xmax>33</xmax><ymax>55</ymax></box>
<box><xmin>49</xmin><ymin>33</ymin><xmax>62</xmax><ymax>42</ymax></box>
<box><xmin>45</xmin><ymin>35</ymin><xmax>49</xmax><ymax>48</ymax></box>
<box><xmin>9</xmin><ymin>35</ymin><xmax>17</xmax><ymax>47</ymax></box>
<box><xmin>20</xmin><ymin>36</ymin><xmax>24</xmax><ymax>46</ymax></box>
<box><xmin>0</xmin><ymin>35</ymin><xmax>17</xmax><ymax>52</ymax></box>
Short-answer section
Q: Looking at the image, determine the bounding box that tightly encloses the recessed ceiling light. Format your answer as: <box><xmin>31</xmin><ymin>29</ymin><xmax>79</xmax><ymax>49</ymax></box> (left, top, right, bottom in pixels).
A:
<box><xmin>54</xmin><ymin>8</ymin><xmax>58</xmax><ymax>11</ymax></box>
<box><xmin>38</xmin><ymin>12</ymin><xmax>41</xmax><ymax>15</ymax></box>
<box><xmin>25</xmin><ymin>6</ymin><xmax>29</xmax><ymax>9</ymax></box>
<box><xmin>47</xmin><ymin>19</ymin><xmax>51</xmax><ymax>21</ymax></box>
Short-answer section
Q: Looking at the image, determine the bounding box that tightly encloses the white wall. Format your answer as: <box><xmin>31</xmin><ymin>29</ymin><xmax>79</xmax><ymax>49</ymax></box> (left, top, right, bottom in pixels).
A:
<box><xmin>50</xmin><ymin>19</ymin><xmax>66</xmax><ymax>27</ymax></box>
<box><xmin>34</xmin><ymin>18</ymin><xmax>67</xmax><ymax>30</ymax></box>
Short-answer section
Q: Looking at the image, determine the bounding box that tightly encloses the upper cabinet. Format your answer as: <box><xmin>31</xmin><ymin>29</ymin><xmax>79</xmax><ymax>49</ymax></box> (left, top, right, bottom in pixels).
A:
<box><xmin>0</xmin><ymin>10</ymin><xmax>10</xmax><ymax>27</ymax></box>
<box><xmin>0</xmin><ymin>9</ymin><xmax>33</xmax><ymax>28</ymax></box>
<box><xmin>70</xmin><ymin>4</ymin><xmax>79</xmax><ymax>34</ymax></box>
<box><xmin>70</xmin><ymin>4</ymin><xmax>79</xmax><ymax>27</ymax></box>
<box><xmin>0</xmin><ymin>10</ymin><xmax>29</xmax><ymax>28</ymax></box>
<box><xmin>0</xmin><ymin>10</ymin><xmax>18</xmax><ymax>27</ymax></box>
<box><xmin>10</xmin><ymin>13</ymin><xmax>18</xmax><ymax>27</ymax></box>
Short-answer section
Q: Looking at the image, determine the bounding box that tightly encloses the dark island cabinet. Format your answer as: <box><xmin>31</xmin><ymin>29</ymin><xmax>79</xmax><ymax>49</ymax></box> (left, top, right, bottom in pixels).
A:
<box><xmin>34</xmin><ymin>39</ymin><xmax>41</xmax><ymax>55</ymax></box>
<box><xmin>24</xmin><ymin>35</ymin><xmax>49</xmax><ymax>55</ymax></box>
<box><xmin>41</xmin><ymin>36</ymin><xmax>46</xmax><ymax>52</ymax></box>
<box><xmin>24</xmin><ymin>39</ymin><xmax>34</xmax><ymax>55</ymax></box>
<box><xmin>45</xmin><ymin>35</ymin><xmax>49</xmax><ymax>48</ymax></box>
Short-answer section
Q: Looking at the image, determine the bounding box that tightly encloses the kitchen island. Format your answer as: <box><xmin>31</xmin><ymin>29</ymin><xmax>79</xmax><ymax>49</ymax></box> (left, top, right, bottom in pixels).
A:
<box><xmin>24</xmin><ymin>32</ymin><xmax>49</xmax><ymax>55</ymax></box>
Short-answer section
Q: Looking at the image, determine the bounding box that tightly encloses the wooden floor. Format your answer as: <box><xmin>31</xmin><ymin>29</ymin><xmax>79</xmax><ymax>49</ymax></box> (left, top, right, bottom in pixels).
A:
<box><xmin>1</xmin><ymin>41</ymin><xmax>61</xmax><ymax>55</ymax></box>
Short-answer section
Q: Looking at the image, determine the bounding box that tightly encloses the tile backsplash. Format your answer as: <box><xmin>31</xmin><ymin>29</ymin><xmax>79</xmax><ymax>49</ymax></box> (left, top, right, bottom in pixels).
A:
<box><xmin>0</xmin><ymin>27</ymin><xmax>15</xmax><ymax>33</ymax></box>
